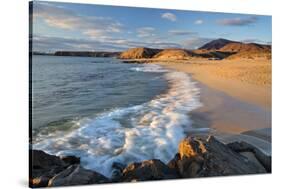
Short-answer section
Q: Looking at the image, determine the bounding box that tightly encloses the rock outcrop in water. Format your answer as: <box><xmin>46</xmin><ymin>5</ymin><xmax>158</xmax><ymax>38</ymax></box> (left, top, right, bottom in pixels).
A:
<box><xmin>30</xmin><ymin>135</ymin><xmax>271</xmax><ymax>187</ymax></box>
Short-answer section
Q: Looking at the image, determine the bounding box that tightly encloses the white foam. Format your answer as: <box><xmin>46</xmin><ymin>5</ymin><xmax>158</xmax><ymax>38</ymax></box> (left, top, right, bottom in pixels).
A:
<box><xmin>130</xmin><ymin>64</ymin><xmax>168</xmax><ymax>72</ymax></box>
<box><xmin>33</xmin><ymin>64</ymin><xmax>205</xmax><ymax>178</ymax></box>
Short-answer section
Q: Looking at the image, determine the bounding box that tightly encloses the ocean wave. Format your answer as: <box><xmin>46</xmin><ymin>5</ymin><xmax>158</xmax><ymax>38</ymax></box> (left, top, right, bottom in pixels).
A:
<box><xmin>130</xmin><ymin>64</ymin><xmax>168</xmax><ymax>73</ymax></box>
<box><xmin>33</xmin><ymin>64</ymin><xmax>204</xmax><ymax>178</ymax></box>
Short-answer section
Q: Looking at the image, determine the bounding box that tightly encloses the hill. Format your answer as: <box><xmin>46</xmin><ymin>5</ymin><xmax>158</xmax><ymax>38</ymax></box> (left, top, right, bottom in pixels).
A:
<box><xmin>153</xmin><ymin>49</ymin><xmax>197</xmax><ymax>59</ymax></box>
<box><xmin>198</xmin><ymin>38</ymin><xmax>238</xmax><ymax>50</ymax></box>
<box><xmin>198</xmin><ymin>38</ymin><xmax>271</xmax><ymax>60</ymax></box>
<box><xmin>219</xmin><ymin>42</ymin><xmax>271</xmax><ymax>53</ymax></box>
<box><xmin>118</xmin><ymin>47</ymin><xmax>162</xmax><ymax>59</ymax></box>
<box><xmin>219</xmin><ymin>43</ymin><xmax>271</xmax><ymax>60</ymax></box>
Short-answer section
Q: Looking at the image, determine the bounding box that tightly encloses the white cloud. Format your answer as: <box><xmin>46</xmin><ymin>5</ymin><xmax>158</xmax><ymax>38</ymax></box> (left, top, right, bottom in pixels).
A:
<box><xmin>33</xmin><ymin>2</ymin><xmax>123</xmax><ymax>39</ymax></box>
<box><xmin>161</xmin><ymin>12</ymin><xmax>177</xmax><ymax>22</ymax></box>
<box><xmin>168</xmin><ymin>30</ymin><xmax>197</xmax><ymax>36</ymax></box>
<box><xmin>32</xmin><ymin>34</ymin><xmax>182</xmax><ymax>52</ymax></box>
<box><xmin>217</xmin><ymin>16</ymin><xmax>258</xmax><ymax>26</ymax></box>
<box><xmin>136</xmin><ymin>27</ymin><xmax>156</xmax><ymax>38</ymax></box>
<box><xmin>194</xmin><ymin>19</ymin><xmax>203</xmax><ymax>25</ymax></box>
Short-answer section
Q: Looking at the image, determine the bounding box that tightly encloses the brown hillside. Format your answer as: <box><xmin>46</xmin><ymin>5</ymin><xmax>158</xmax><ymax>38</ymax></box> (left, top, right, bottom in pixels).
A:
<box><xmin>220</xmin><ymin>43</ymin><xmax>271</xmax><ymax>60</ymax></box>
<box><xmin>219</xmin><ymin>43</ymin><xmax>271</xmax><ymax>53</ymax></box>
<box><xmin>153</xmin><ymin>49</ymin><xmax>196</xmax><ymax>59</ymax></box>
<box><xmin>119</xmin><ymin>47</ymin><xmax>161</xmax><ymax>59</ymax></box>
<box><xmin>193</xmin><ymin>50</ymin><xmax>235</xmax><ymax>59</ymax></box>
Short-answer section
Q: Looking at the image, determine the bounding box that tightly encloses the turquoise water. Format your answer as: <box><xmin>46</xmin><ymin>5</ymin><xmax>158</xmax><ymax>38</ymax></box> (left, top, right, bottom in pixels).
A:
<box><xmin>31</xmin><ymin>55</ymin><xmax>202</xmax><ymax>177</ymax></box>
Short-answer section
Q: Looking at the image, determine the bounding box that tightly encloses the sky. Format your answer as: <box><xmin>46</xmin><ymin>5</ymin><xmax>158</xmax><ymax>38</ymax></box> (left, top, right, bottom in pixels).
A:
<box><xmin>31</xmin><ymin>1</ymin><xmax>272</xmax><ymax>52</ymax></box>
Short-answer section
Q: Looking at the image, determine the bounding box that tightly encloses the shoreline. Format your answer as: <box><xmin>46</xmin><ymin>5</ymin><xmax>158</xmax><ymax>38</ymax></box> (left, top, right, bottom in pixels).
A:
<box><xmin>155</xmin><ymin>60</ymin><xmax>271</xmax><ymax>109</ymax></box>
<box><xmin>154</xmin><ymin>60</ymin><xmax>271</xmax><ymax>153</ymax></box>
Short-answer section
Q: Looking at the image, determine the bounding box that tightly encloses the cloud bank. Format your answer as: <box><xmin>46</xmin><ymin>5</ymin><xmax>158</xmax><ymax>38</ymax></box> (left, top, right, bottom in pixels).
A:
<box><xmin>217</xmin><ymin>16</ymin><xmax>258</xmax><ymax>26</ymax></box>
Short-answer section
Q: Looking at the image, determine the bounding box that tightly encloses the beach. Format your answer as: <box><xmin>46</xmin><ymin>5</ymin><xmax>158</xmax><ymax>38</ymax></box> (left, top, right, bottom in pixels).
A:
<box><xmin>156</xmin><ymin>59</ymin><xmax>272</xmax><ymax>154</ymax></box>
<box><xmin>29</xmin><ymin>2</ymin><xmax>273</xmax><ymax>186</ymax></box>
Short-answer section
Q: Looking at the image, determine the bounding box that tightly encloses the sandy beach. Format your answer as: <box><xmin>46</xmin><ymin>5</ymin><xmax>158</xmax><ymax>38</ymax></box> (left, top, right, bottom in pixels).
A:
<box><xmin>156</xmin><ymin>59</ymin><xmax>272</xmax><ymax>153</ymax></box>
<box><xmin>29</xmin><ymin>2</ymin><xmax>273</xmax><ymax>186</ymax></box>
<box><xmin>157</xmin><ymin>59</ymin><xmax>271</xmax><ymax>109</ymax></box>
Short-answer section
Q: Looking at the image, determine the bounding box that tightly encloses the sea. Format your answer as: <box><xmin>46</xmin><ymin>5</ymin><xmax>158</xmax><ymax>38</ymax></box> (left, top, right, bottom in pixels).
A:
<box><xmin>31</xmin><ymin>55</ymin><xmax>203</xmax><ymax>177</ymax></box>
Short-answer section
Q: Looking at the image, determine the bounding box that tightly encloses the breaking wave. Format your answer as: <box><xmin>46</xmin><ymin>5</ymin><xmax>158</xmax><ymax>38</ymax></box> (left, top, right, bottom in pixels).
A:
<box><xmin>33</xmin><ymin>64</ymin><xmax>203</xmax><ymax>177</ymax></box>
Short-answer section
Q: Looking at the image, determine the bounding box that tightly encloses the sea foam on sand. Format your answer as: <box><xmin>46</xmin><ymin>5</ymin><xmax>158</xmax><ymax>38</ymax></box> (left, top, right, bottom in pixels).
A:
<box><xmin>33</xmin><ymin>64</ymin><xmax>205</xmax><ymax>177</ymax></box>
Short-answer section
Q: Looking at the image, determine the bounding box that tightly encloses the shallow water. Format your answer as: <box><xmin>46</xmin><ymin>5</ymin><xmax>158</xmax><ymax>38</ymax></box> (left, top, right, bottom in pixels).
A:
<box><xmin>32</xmin><ymin>55</ymin><xmax>203</xmax><ymax>177</ymax></box>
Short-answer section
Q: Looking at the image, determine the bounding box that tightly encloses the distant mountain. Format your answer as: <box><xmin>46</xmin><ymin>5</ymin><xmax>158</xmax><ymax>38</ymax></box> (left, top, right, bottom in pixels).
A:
<box><xmin>54</xmin><ymin>51</ymin><xmax>120</xmax><ymax>57</ymax></box>
<box><xmin>198</xmin><ymin>38</ymin><xmax>271</xmax><ymax>60</ymax></box>
<box><xmin>192</xmin><ymin>50</ymin><xmax>235</xmax><ymax>59</ymax></box>
<box><xmin>153</xmin><ymin>49</ymin><xmax>196</xmax><ymax>59</ymax></box>
<box><xmin>218</xmin><ymin>42</ymin><xmax>271</xmax><ymax>60</ymax></box>
<box><xmin>198</xmin><ymin>38</ymin><xmax>238</xmax><ymax>50</ymax></box>
<box><xmin>119</xmin><ymin>47</ymin><xmax>162</xmax><ymax>59</ymax></box>
<box><xmin>118</xmin><ymin>39</ymin><xmax>271</xmax><ymax>61</ymax></box>
<box><xmin>219</xmin><ymin>42</ymin><xmax>271</xmax><ymax>53</ymax></box>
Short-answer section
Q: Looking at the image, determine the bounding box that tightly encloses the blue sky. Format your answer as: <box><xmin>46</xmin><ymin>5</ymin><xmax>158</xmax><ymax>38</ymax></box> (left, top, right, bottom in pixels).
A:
<box><xmin>32</xmin><ymin>1</ymin><xmax>272</xmax><ymax>52</ymax></box>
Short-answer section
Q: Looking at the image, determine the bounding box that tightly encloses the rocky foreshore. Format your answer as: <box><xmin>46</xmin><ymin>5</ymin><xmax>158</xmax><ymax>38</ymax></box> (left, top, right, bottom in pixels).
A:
<box><xmin>30</xmin><ymin>135</ymin><xmax>271</xmax><ymax>187</ymax></box>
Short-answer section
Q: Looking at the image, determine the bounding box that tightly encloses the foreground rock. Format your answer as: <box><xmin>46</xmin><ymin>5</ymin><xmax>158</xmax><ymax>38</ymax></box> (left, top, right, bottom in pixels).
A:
<box><xmin>227</xmin><ymin>141</ymin><xmax>271</xmax><ymax>172</ymax></box>
<box><xmin>48</xmin><ymin>164</ymin><xmax>109</xmax><ymax>187</ymax></box>
<box><xmin>30</xmin><ymin>150</ymin><xmax>109</xmax><ymax>187</ymax></box>
<box><xmin>30</xmin><ymin>135</ymin><xmax>270</xmax><ymax>187</ymax></box>
<box><xmin>168</xmin><ymin>135</ymin><xmax>268</xmax><ymax>178</ymax></box>
<box><xmin>30</xmin><ymin>150</ymin><xmax>67</xmax><ymax>187</ymax></box>
<box><xmin>121</xmin><ymin>159</ymin><xmax>178</xmax><ymax>182</ymax></box>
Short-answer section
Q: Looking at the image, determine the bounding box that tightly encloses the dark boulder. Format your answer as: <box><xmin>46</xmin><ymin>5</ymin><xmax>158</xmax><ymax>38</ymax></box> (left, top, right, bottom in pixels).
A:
<box><xmin>29</xmin><ymin>176</ymin><xmax>50</xmax><ymax>188</ymax></box>
<box><xmin>60</xmin><ymin>155</ymin><xmax>80</xmax><ymax>165</ymax></box>
<box><xmin>172</xmin><ymin>135</ymin><xmax>267</xmax><ymax>178</ymax></box>
<box><xmin>111</xmin><ymin>162</ymin><xmax>127</xmax><ymax>181</ymax></box>
<box><xmin>31</xmin><ymin>150</ymin><xmax>64</xmax><ymax>173</ymax></box>
<box><xmin>30</xmin><ymin>150</ymin><xmax>97</xmax><ymax>187</ymax></box>
<box><xmin>227</xmin><ymin>141</ymin><xmax>271</xmax><ymax>172</ymax></box>
<box><xmin>121</xmin><ymin>159</ymin><xmax>178</xmax><ymax>182</ymax></box>
<box><xmin>48</xmin><ymin>164</ymin><xmax>109</xmax><ymax>187</ymax></box>
<box><xmin>30</xmin><ymin>150</ymin><xmax>66</xmax><ymax>187</ymax></box>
